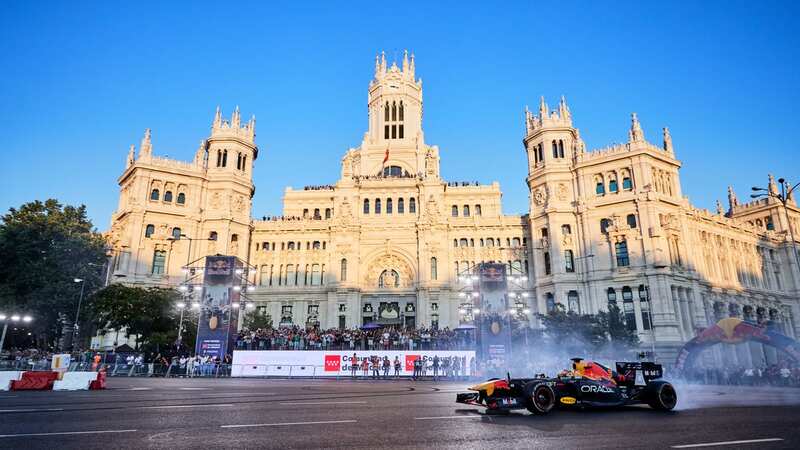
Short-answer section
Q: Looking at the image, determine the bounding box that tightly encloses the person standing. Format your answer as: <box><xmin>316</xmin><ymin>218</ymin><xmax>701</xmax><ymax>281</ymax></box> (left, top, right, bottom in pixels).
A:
<box><xmin>412</xmin><ymin>358</ymin><xmax>420</xmax><ymax>380</ymax></box>
<box><xmin>394</xmin><ymin>356</ymin><xmax>402</xmax><ymax>378</ymax></box>
<box><xmin>371</xmin><ymin>356</ymin><xmax>380</xmax><ymax>379</ymax></box>
<box><xmin>432</xmin><ymin>355</ymin><xmax>440</xmax><ymax>381</ymax></box>
<box><xmin>361</xmin><ymin>356</ymin><xmax>370</xmax><ymax>378</ymax></box>
<box><xmin>382</xmin><ymin>357</ymin><xmax>390</xmax><ymax>379</ymax></box>
<box><xmin>351</xmin><ymin>353</ymin><xmax>358</xmax><ymax>378</ymax></box>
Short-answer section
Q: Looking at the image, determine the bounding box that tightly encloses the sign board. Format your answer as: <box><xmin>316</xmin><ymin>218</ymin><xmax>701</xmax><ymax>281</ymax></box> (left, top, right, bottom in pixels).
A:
<box><xmin>477</xmin><ymin>263</ymin><xmax>512</xmax><ymax>374</ymax></box>
<box><xmin>195</xmin><ymin>256</ymin><xmax>241</xmax><ymax>359</ymax></box>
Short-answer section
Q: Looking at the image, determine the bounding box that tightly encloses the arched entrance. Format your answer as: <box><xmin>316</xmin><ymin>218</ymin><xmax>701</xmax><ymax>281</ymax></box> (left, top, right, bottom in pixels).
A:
<box><xmin>675</xmin><ymin>317</ymin><xmax>800</xmax><ymax>371</ymax></box>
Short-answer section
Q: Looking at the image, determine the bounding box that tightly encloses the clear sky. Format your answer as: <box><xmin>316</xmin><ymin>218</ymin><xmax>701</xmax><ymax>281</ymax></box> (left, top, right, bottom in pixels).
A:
<box><xmin>1</xmin><ymin>1</ymin><xmax>798</xmax><ymax>229</ymax></box>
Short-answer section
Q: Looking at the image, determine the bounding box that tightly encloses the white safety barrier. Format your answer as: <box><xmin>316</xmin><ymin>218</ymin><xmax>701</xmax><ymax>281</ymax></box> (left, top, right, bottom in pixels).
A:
<box><xmin>52</xmin><ymin>372</ymin><xmax>99</xmax><ymax>391</ymax></box>
<box><xmin>0</xmin><ymin>371</ymin><xmax>24</xmax><ymax>391</ymax></box>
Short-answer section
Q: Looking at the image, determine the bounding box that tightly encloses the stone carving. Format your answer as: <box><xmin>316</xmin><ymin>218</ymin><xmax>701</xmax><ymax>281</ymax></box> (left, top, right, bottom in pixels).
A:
<box><xmin>425</xmin><ymin>148</ymin><xmax>438</xmax><ymax>178</ymax></box>
<box><xmin>556</xmin><ymin>183</ymin><xmax>568</xmax><ymax>201</ymax></box>
<box><xmin>233</xmin><ymin>194</ymin><xmax>245</xmax><ymax>213</ymax></box>
<box><xmin>533</xmin><ymin>188</ymin><xmax>545</xmax><ymax>206</ymax></box>
<box><xmin>338</xmin><ymin>197</ymin><xmax>354</xmax><ymax>226</ymax></box>
<box><xmin>210</xmin><ymin>192</ymin><xmax>221</xmax><ymax>209</ymax></box>
<box><xmin>365</xmin><ymin>253</ymin><xmax>414</xmax><ymax>288</ymax></box>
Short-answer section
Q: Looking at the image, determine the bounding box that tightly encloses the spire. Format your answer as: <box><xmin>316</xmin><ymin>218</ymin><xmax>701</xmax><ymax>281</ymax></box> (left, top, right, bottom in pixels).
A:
<box><xmin>126</xmin><ymin>144</ymin><xmax>135</xmax><ymax>168</ymax></box>
<box><xmin>768</xmin><ymin>174</ymin><xmax>779</xmax><ymax>196</ymax></box>
<box><xmin>194</xmin><ymin>139</ymin><xmax>206</xmax><ymax>166</ymax></box>
<box><xmin>628</xmin><ymin>113</ymin><xmax>644</xmax><ymax>143</ymax></box>
<box><xmin>402</xmin><ymin>49</ymin><xmax>409</xmax><ymax>74</ymax></box>
<box><xmin>380</xmin><ymin>51</ymin><xmax>386</xmax><ymax>73</ymax></box>
<box><xmin>213</xmin><ymin>106</ymin><xmax>222</xmax><ymax>128</ymax></box>
<box><xmin>374</xmin><ymin>53</ymin><xmax>381</xmax><ymax>78</ymax></box>
<box><xmin>232</xmin><ymin>105</ymin><xmax>241</xmax><ymax>128</ymax></box>
<box><xmin>139</xmin><ymin>128</ymin><xmax>152</xmax><ymax>158</ymax></box>
<box><xmin>538</xmin><ymin>96</ymin><xmax>548</xmax><ymax>118</ymax></box>
<box><xmin>409</xmin><ymin>52</ymin><xmax>415</xmax><ymax>78</ymax></box>
<box><xmin>558</xmin><ymin>95</ymin><xmax>571</xmax><ymax>121</ymax></box>
<box><xmin>663</xmin><ymin>127</ymin><xmax>673</xmax><ymax>154</ymax></box>
<box><xmin>249</xmin><ymin>114</ymin><xmax>256</xmax><ymax>139</ymax></box>
<box><xmin>727</xmin><ymin>185</ymin><xmax>739</xmax><ymax>211</ymax></box>
<box><xmin>716</xmin><ymin>200</ymin><xmax>725</xmax><ymax>216</ymax></box>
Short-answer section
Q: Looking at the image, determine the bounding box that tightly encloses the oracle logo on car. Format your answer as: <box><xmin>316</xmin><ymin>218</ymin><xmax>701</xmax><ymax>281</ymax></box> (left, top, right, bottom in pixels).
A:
<box><xmin>580</xmin><ymin>385</ymin><xmax>614</xmax><ymax>394</ymax></box>
<box><xmin>324</xmin><ymin>355</ymin><xmax>341</xmax><ymax>372</ymax></box>
<box><xmin>405</xmin><ymin>355</ymin><xmax>420</xmax><ymax>371</ymax></box>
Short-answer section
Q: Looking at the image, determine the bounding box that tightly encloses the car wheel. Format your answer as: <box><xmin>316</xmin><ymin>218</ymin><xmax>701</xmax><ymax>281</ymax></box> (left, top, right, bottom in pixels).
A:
<box><xmin>646</xmin><ymin>381</ymin><xmax>677</xmax><ymax>411</ymax></box>
<box><xmin>525</xmin><ymin>381</ymin><xmax>555</xmax><ymax>415</ymax></box>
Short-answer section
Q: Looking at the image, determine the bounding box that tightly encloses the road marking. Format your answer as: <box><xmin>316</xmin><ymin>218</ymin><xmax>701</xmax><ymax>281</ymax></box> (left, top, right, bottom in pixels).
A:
<box><xmin>0</xmin><ymin>429</ymin><xmax>137</xmax><ymax>438</ymax></box>
<box><xmin>221</xmin><ymin>419</ymin><xmax>357</xmax><ymax>429</ymax></box>
<box><xmin>279</xmin><ymin>401</ymin><xmax>367</xmax><ymax>405</ymax></box>
<box><xmin>415</xmin><ymin>415</ymin><xmax>482</xmax><ymax>420</ymax></box>
<box><xmin>179</xmin><ymin>387</ymin><xmax>208</xmax><ymax>390</ymax></box>
<box><xmin>672</xmin><ymin>438</ymin><xmax>784</xmax><ymax>448</ymax></box>
<box><xmin>0</xmin><ymin>408</ymin><xmax>65</xmax><ymax>413</ymax></box>
<box><xmin>141</xmin><ymin>404</ymin><xmax>235</xmax><ymax>409</ymax></box>
<box><xmin>126</xmin><ymin>387</ymin><xmax>151</xmax><ymax>391</ymax></box>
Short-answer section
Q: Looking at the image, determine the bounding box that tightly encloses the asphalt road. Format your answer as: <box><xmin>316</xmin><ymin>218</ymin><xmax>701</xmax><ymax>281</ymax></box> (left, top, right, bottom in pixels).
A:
<box><xmin>0</xmin><ymin>378</ymin><xmax>798</xmax><ymax>449</ymax></box>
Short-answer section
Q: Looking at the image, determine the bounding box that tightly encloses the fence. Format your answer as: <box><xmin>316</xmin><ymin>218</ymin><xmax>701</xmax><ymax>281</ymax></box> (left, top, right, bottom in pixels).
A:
<box><xmin>235</xmin><ymin>338</ymin><xmax>475</xmax><ymax>352</ymax></box>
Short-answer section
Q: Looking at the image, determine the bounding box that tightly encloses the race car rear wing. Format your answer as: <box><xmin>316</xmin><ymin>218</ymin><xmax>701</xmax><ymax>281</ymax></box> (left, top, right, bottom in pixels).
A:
<box><xmin>615</xmin><ymin>362</ymin><xmax>663</xmax><ymax>385</ymax></box>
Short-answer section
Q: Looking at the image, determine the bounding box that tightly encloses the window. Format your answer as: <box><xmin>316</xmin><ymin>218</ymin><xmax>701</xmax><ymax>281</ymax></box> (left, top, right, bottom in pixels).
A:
<box><xmin>544</xmin><ymin>252</ymin><xmax>552</xmax><ymax>275</ymax></box>
<box><xmin>375</xmin><ymin>199</ymin><xmax>381</xmax><ymax>214</ymax></box>
<box><xmin>312</xmin><ymin>241</ymin><xmax>321</xmax><ymax>250</ymax></box>
<box><xmin>231</xmin><ymin>234</ymin><xmax>238</xmax><ymax>247</ymax></box>
<box><xmin>325</xmin><ymin>208</ymin><xmax>331</xmax><ymax>219</ymax></box>
<box><xmin>546</xmin><ymin>293</ymin><xmax>556</xmax><ymax>313</ymax></box>
<box><xmin>382</xmin><ymin>166</ymin><xmax>404</xmax><ymax>177</ymax></box>
<box><xmin>609</xmin><ymin>178</ymin><xmax>618</xmax><ymax>193</ymax></box>
<box><xmin>177</xmin><ymin>193</ymin><xmax>186</xmax><ymax>204</ymax></box>
<box><xmin>216</xmin><ymin>150</ymin><xmax>222</xmax><ymax>167</ymax></box>
<box><xmin>475</xmin><ymin>204</ymin><xmax>482</xmax><ymax>216</ymax></box>
<box><xmin>164</xmin><ymin>191</ymin><xmax>173</xmax><ymax>202</ymax></box>
<box><xmin>766</xmin><ymin>218</ymin><xmax>775</xmax><ymax>231</ymax></box>
<box><xmin>145</xmin><ymin>224</ymin><xmax>155</xmax><ymax>238</ymax></box>
<box><xmin>384</xmin><ymin>125</ymin><xmax>389</xmax><ymax>139</ymax></box>
<box><xmin>452</xmin><ymin>205</ymin><xmax>458</xmax><ymax>217</ymax></box>
<box><xmin>615</xmin><ymin>240</ymin><xmax>630</xmax><ymax>267</ymax></box>
<box><xmin>286</xmin><ymin>265</ymin><xmax>296</xmax><ymax>286</ymax></box>
<box><xmin>209</xmin><ymin>231</ymin><xmax>218</xmax><ymax>241</ymax></box>
<box><xmin>621</xmin><ymin>286</ymin><xmax>636</xmax><ymax>331</ymax></box>
<box><xmin>409</xmin><ymin>197</ymin><xmax>416</xmax><ymax>213</ymax></box>
<box><xmin>512</xmin><ymin>237</ymin><xmax>521</xmax><ymax>247</ymax></box>
<box><xmin>398</xmin><ymin>198</ymin><xmax>404</xmax><ymax>213</ymax></box>
<box><xmin>460</xmin><ymin>238</ymin><xmax>468</xmax><ymax>247</ymax></box>
<box><xmin>596</xmin><ymin>181</ymin><xmax>605</xmax><ymax>195</ymax></box>
<box><xmin>541</xmin><ymin>227</ymin><xmax>549</xmax><ymax>238</ymax></box>
<box><xmin>242</xmin><ymin>155</ymin><xmax>247</xmax><ymax>171</ymax></box>
<box><xmin>639</xmin><ymin>285</ymin><xmax>651</xmax><ymax>330</ymax></box>
<box><xmin>607</xmin><ymin>287</ymin><xmax>617</xmax><ymax>305</ymax></box>
<box><xmin>363</xmin><ymin>199</ymin><xmax>370</xmax><ymax>214</ymax></box>
<box><xmin>431</xmin><ymin>257</ymin><xmax>438</xmax><ymax>280</ymax></box>
<box><xmin>387</xmin><ymin>198</ymin><xmax>393</xmax><ymax>214</ymax></box>
<box><xmin>454</xmin><ymin>239</ymin><xmax>458</xmax><ymax>248</ymax></box>
<box><xmin>552</xmin><ymin>140</ymin><xmax>558</xmax><ymax>158</ymax></box>
<box><xmin>378</xmin><ymin>269</ymin><xmax>400</xmax><ymax>288</ymax></box>
<box><xmin>150</xmin><ymin>189</ymin><xmax>160</xmax><ymax>201</ymax></box>
<box><xmin>568</xmin><ymin>290</ymin><xmax>579</xmax><ymax>313</ymax></box>
<box><xmin>314</xmin><ymin>208</ymin><xmax>320</xmax><ymax>219</ymax></box>
<box><xmin>172</xmin><ymin>227</ymin><xmax>181</xmax><ymax>240</ymax></box>
<box><xmin>236</xmin><ymin>153</ymin><xmax>242</xmax><ymax>170</ymax></box>
<box><xmin>558</xmin><ymin>140</ymin><xmax>564</xmax><ymax>158</ymax></box>
<box><xmin>311</xmin><ymin>264</ymin><xmax>321</xmax><ymax>285</ymax></box>
<box><xmin>486</xmin><ymin>238</ymin><xmax>495</xmax><ymax>247</ymax></box>
<box><xmin>463</xmin><ymin>205</ymin><xmax>470</xmax><ymax>217</ymax></box>
<box><xmin>600</xmin><ymin>218</ymin><xmax>611</xmax><ymax>234</ymax></box>
<box><xmin>565</xmin><ymin>250</ymin><xmax>575</xmax><ymax>272</ymax></box>
<box><xmin>288</xmin><ymin>242</ymin><xmax>295</xmax><ymax>250</ymax></box>
<box><xmin>562</xmin><ymin>224</ymin><xmax>571</xmax><ymax>235</ymax></box>
<box><xmin>537</xmin><ymin>144</ymin><xmax>544</xmax><ymax>163</ymax></box>
<box><xmin>622</xmin><ymin>176</ymin><xmax>632</xmax><ymax>190</ymax></box>
<box><xmin>151</xmin><ymin>250</ymin><xmax>166</xmax><ymax>275</ymax></box>
<box><xmin>222</xmin><ymin>149</ymin><xmax>227</xmax><ymax>167</ymax></box>
<box><xmin>627</xmin><ymin>214</ymin><xmax>637</xmax><ymax>228</ymax></box>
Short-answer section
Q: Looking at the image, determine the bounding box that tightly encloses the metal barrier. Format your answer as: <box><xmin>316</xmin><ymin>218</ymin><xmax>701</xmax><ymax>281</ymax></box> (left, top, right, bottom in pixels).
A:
<box><xmin>231</xmin><ymin>364</ymin><xmax>327</xmax><ymax>378</ymax></box>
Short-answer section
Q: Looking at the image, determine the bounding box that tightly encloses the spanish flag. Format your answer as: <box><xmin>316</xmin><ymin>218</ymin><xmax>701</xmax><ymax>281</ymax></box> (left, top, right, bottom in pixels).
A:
<box><xmin>383</xmin><ymin>147</ymin><xmax>389</xmax><ymax>165</ymax></box>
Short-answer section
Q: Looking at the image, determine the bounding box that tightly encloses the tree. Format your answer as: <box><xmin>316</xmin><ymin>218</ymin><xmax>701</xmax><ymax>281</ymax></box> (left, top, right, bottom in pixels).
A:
<box><xmin>537</xmin><ymin>305</ymin><xmax>608</xmax><ymax>356</ymax></box>
<box><xmin>0</xmin><ymin>200</ymin><xmax>107</xmax><ymax>349</ymax></box>
<box><xmin>242</xmin><ymin>308</ymin><xmax>272</xmax><ymax>330</ymax></box>
<box><xmin>88</xmin><ymin>284</ymin><xmax>181</xmax><ymax>350</ymax></box>
<box><xmin>597</xmin><ymin>303</ymin><xmax>640</xmax><ymax>352</ymax></box>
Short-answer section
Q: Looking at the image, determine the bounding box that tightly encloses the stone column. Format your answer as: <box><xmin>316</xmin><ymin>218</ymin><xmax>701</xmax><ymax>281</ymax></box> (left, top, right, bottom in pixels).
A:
<box><xmin>671</xmin><ymin>285</ymin><xmax>685</xmax><ymax>340</ymax></box>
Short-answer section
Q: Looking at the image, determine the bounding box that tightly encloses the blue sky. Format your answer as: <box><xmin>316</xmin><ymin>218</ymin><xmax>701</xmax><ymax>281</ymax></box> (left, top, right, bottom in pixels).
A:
<box><xmin>1</xmin><ymin>1</ymin><xmax>798</xmax><ymax>228</ymax></box>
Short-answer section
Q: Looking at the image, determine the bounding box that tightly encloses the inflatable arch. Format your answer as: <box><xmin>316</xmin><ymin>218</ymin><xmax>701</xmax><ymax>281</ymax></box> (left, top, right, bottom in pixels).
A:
<box><xmin>675</xmin><ymin>317</ymin><xmax>800</xmax><ymax>371</ymax></box>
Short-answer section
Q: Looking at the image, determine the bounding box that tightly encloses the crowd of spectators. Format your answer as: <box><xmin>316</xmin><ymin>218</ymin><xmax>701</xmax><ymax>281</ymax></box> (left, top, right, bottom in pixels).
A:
<box><xmin>679</xmin><ymin>363</ymin><xmax>800</xmax><ymax>387</ymax></box>
<box><xmin>446</xmin><ymin>181</ymin><xmax>481</xmax><ymax>187</ymax></box>
<box><xmin>303</xmin><ymin>185</ymin><xmax>334</xmax><ymax>191</ymax></box>
<box><xmin>234</xmin><ymin>325</ymin><xmax>474</xmax><ymax>351</ymax></box>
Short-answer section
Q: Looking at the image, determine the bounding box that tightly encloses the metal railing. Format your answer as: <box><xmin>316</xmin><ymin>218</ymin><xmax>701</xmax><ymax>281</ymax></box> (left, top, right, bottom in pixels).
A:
<box><xmin>234</xmin><ymin>339</ymin><xmax>475</xmax><ymax>352</ymax></box>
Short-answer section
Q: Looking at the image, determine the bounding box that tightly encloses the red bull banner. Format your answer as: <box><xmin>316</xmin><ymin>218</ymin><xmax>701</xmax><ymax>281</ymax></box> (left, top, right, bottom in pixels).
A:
<box><xmin>231</xmin><ymin>350</ymin><xmax>476</xmax><ymax>377</ymax></box>
<box><xmin>195</xmin><ymin>256</ymin><xmax>242</xmax><ymax>359</ymax></box>
<box><xmin>476</xmin><ymin>263</ymin><xmax>512</xmax><ymax>373</ymax></box>
<box><xmin>675</xmin><ymin>317</ymin><xmax>800</xmax><ymax>371</ymax></box>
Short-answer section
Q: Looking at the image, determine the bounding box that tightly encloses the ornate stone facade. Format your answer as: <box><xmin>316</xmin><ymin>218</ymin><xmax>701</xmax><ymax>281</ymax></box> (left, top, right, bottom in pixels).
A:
<box><xmin>106</xmin><ymin>52</ymin><xmax>800</xmax><ymax>359</ymax></box>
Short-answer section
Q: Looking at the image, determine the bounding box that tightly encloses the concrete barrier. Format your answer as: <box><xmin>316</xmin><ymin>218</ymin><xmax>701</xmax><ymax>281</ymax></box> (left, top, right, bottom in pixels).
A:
<box><xmin>53</xmin><ymin>372</ymin><xmax>99</xmax><ymax>391</ymax></box>
<box><xmin>0</xmin><ymin>371</ymin><xmax>24</xmax><ymax>391</ymax></box>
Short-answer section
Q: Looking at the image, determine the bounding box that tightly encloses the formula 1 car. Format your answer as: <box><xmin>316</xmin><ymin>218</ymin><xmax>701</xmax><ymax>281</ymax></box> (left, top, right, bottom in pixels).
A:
<box><xmin>456</xmin><ymin>358</ymin><xmax>677</xmax><ymax>415</ymax></box>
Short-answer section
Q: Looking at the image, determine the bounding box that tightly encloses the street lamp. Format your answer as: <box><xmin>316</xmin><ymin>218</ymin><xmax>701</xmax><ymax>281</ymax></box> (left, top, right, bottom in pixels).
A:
<box><xmin>72</xmin><ymin>277</ymin><xmax>86</xmax><ymax>352</ymax></box>
<box><xmin>175</xmin><ymin>302</ymin><xmax>187</xmax><ymax>349</ymax></box>
<box><xmin>751</xmin><ymin>177</ymin><xmax>800</xmax><ymax>271</ymax></box>
<box><xmin>0</xmin><ymin>313</ymin><xmax>34</xmax><ymax>352</ymax></box>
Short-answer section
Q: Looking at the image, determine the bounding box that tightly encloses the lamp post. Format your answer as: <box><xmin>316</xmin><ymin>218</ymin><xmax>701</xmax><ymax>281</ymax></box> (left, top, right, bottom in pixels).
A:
<box><xmin>72</xmin><ymin>278</ymin><xmax>86</xmax><ymax>352</ymax></box>
<box><xmin>752</xmin><ymin>178</ymin><xmax>800</xmax><ymax>274</ymax></box>
<box><xmin>0</xmin><ymin>314</ymin><xmax>33</xmax><ymax>352</ymax></box>
<box><xmin>176</xmin><ymin>302</ymin><xmax>186</xmax><ymax>349</ymax></box>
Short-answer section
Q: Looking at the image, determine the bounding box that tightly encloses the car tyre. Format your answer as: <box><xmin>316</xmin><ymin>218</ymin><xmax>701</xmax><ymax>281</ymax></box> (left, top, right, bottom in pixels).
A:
<box><xmin>525</xmin><ymin>381</ymin><xmax>555</xmax><ymax>415</ymax></box>
<box><xmin>646</xmin><ymin>381</ymin><xmax>677</xmax><ymax>411</ymax></box>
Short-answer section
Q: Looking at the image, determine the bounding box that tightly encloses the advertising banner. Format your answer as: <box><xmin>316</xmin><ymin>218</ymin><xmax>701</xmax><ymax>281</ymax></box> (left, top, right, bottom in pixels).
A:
<box><xmin>231</xmin><ymin>350</ymin><xmax>476</xmax><ymax>377</ymax></box>
<box><xmin>195</xmin><ymin>256</ymin><xmax>241</xmax><ymax>359</ymax></box>
<box><xmin>477</xmin><ymin>263</ymin><xmax>511</xmax><ymax>373</ymax></box>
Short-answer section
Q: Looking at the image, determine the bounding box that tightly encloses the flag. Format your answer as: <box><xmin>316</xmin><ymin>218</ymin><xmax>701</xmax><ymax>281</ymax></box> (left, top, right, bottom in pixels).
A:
<box><xmin>383</xmin><ymin>147</ymin><xmax>389</xmax><ymax>165</ymax></box>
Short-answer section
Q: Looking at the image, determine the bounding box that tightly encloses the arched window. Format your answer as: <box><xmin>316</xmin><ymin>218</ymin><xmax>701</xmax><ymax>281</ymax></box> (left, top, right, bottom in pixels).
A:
<box><xmin>409</xmin><ymin>197</ymin><xmax>416</xmax><ymax>213</ymax></box>
<box><xmin>164</xmin><ymin>191</ymin><xmax>173</xmax><ymax>202</ymax></box>
<box><xmin>552</xmin><ymin>140</ymin><xmax>558</xmax><ymax>158</ymax></box>
<box><xmin>600</xmin><ymin>218</ymin><xmax>611</xmax><ymax>234</ymax></box>
<box><xmin>475</xmin><ymin>204</ymin><xmax>482</xmax><ymax>216</ymax></box>
<box><xmin>537</xmin><ymin>143</ymin><xmax>544</xmax><ymax>163</ymax></box>
<box><xmin>607</xmin><ymin>287</ymin><xmax>617</xmax><ymax>305</ymax></box>
<box><xmin>209</xmin><ymin>231</ymin><xmax>218</xmax><ymax>241</ymax></box>
<box><xmin>558</xmin><ymin>140</ymin><xmax>564</xmax><ymax>158</ymax></box>
<box><xmin>386</xmin><ymin>198</ymin><xmax>393</xmax><ymax>214</ymax></box>
<box><xmin>544</xmin><ymin>252</ymin><xmax>552</xmax><ymax>275</ymax></box>
<box><xmin>454</xmin><ymin>239</ymin><xmax>458</xmax><ymax>248</ymax></box>
<box><xmin>609</xmin><ymin>177</ymin><xmax>618</xmax><ymax>193</ymax></box>
<box><xmin>150</xmin><ymin>189</ymin><xmax>160</xmax><ymax>201</ymax></box>
<box><xmin>378</xmin><ymin>269</ymin><xmax>400</xmax><ymax>288</ymax></box>
<box><xmin>177</xmin><ymin>193</ymin><xmax>186</xmax><ymax>204</ymax></box>
<box><xmin>639</xmin><ymin>285</ymin><xmax>651</xmax><ymax>330</ymax></box>
<box><xmin>626</xmin><ymin>214</ymin><xmax>637</xmax><ymax>228</ymax></box>
<box><xmin>568</xmin><ymin>290</ymin><xmax>580</xmax><ymax>313</ymax></box>
<box><xmin>565</xmin><ymin>250</ymin><xmax>575</xmax><ymax>272</ymax></box>
<box><xmin>452</xmin><ymin>205</ymin><xmax>458</xmax><ymax>217</ymax></box>
<box><xmin>340</xmin><ymin>258</ymin><xmax>347</xmax><ymax>282</ymax></box>
<box><xmin>615</xmin><ymin>240</ymin><xmax>630</xmax><ymax>267</ymax></box>
<box><xmin>145</xmin><ymin>224</ymin><xmax>155</xmax><ymax>238</ymax></box>
<box><xmin>385</xmin><ymin>102</ymin><xmax>390</xmax><ymax>121</ymax></box>
<box><xmin>546</xmin><ymin>293</ymin><xmax>556</xmax><ymax>313</ymax></box>
<box><xmin>622</xmin><ymin>175</ymin><xmax>633</xmax><ymax>190</ymax></box>
<box><xmin>222</xmin><ymin>149</ymin><xmax>228</xmax><ymax>167</ymax></box>
<box><xmin>325</xmin><ymin>208</ymin><xmax>331</xmax><ymax>219</ymax></box>
<box><xmin>312</xmin><ymin>241</ymin><xmax>321</xmax><ymax>250</ymax></box>
<box><xmin>375</xmin><ymin>199</ymin><xmax>382</xmax><ymax>214</ymax></box>
<box><xmin>463</xmin><ymin>205</ymin><xmax>470</xmax><ymax>217</ymax></box>
<box><xmin>288</xmin><ymin>242</ymin><xmax>295</xmax><ymax>250</ymax></box>
<box><xmin>382</xmin><ymin>166</ymin><xmax>404</xmax><ymax>177</ymax></box>
<box><xmin>431</xmin><ymin>257</ymin><xmax>438</xmax><ymax>280</ymax></box>
<box><xmin>596</xmin><ymin>178</ymin><xmax>605</xmax><ymax>195</ymax></box>
<box><xmin>622</xmin><ymin>286</ymin><xmax>636</xmax><ymax>331</ymax></box>
<box><xmin>216</xmin><ymin>150</ymin><xmax>222</xmax><ymax>167</ymax></box>
<box><xmin>313</xmin><ymin>208</ymin><xmax>320</xmax><ymax>219</ymax></box>
<box><xmin>363</xmin><ymin>199</ymin><xmax>370</xmax><ymax>214</ymax></box>
<box><xmin>398</xmin><ymin>198</ymin><xmax>404</xmax><ymax>213</ymax></box>
<box><xmin>470</xmin><ymin>238</ymin><xmax>475</xmax><ymax>247</ymax></box>
<box><xmin>172</xmin><ymin>227</ymin><xmax>181</xmax><ymax>240</ymax></box>
<box><xmin>391</xmin><ymin>101</ymin><xmax>397</xmax><ymax>121</ymax></box>
<box><xmin>242</xmin><ymin>155</ymin><xmax>247</xmax><ymax>171</ymax></box>
<box><xmin>486</xmin><ymin>238</ymin><xmax>495</xmax><ymax>247</ymax></box>
<box><xmin>459</xmin><ymin>238</ymin><xmax>468</xmax><ymax>247</ymax></box>
<box><xmin>562</xmin><ymin>224</ymin><xmax>571</xmax><ymax>235</ymax></box>
<box><xmin>399</xmin><ymin>101</ymin><xmax>404</xmax><ymax>121</ymax></box>
<box><xmin>236</xmin><ymin>152</ymin><xmax>242</xmax><ymax>170</ymax></box>
<box><xmin>511</xmin><ymin>237</ymin><xmax>521</xmax><ymax>247</ymax></box>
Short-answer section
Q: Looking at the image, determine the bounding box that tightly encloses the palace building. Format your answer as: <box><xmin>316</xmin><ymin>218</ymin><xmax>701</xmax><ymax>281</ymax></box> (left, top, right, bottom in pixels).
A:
<box><xmin>105</xmin><ymin>51</ymin><xmax>800</xmax><ymax>360</ymax></box>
